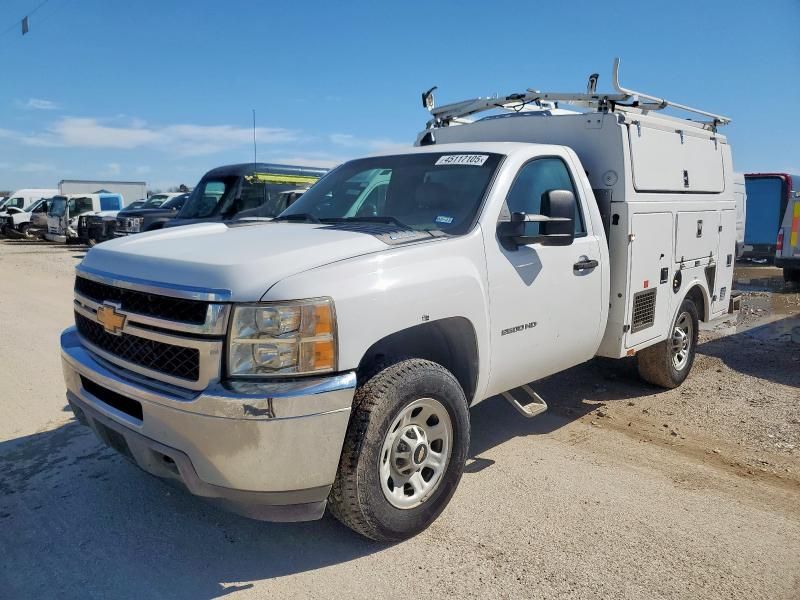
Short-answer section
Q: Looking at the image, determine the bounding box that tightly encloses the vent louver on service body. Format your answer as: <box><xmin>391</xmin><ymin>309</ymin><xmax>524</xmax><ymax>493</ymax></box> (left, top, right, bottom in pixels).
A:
<box><xmin>631</xmin><ymin>288</ymin><xmax>657</xmax><ymax>333</ymax></box>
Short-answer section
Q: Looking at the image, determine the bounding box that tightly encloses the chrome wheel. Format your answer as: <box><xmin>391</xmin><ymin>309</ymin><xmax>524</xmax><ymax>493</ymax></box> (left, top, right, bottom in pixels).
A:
<box><xmin>379</xmin><ymin>397</ymin><xmax>453</xmax><ymax>510</ymax></box>
<box><xmin>671</xmin><ymin>311</ymin><xmax>693</xmax><ymax>371</ymax></box>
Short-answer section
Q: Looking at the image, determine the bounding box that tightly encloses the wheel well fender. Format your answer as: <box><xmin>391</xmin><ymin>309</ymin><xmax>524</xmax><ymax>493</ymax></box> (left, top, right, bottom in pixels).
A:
<box><xmin>683</xmin><ymin>284</ymin><xmax>709</xmax><ymax>321</ymax></box>
<box><xmin>356</xmin><ymin>317</ymin><xmax>480</xmax><ymax>403</ymax></box>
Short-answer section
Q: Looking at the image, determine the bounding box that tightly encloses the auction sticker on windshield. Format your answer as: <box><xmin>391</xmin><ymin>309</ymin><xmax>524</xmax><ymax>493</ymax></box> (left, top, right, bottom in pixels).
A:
<box><xmin>435</xmin><ymin>154</ymin><xmax>489</xmax><ymax>166</ymax></box>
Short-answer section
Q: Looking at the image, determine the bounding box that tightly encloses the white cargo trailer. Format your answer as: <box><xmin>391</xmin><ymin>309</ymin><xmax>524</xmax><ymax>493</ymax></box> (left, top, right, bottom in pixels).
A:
<box><xmin>59</xmin><ymin>180</ymin><xmax>146</xmax><ymax>205</ymax></box>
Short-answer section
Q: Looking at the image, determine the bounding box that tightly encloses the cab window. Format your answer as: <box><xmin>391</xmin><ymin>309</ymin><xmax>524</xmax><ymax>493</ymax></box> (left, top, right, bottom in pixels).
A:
<box><xmin>71</xmin><ymin>197</ymin><xmax>94</xmax><ymax>217</ymax></box>
<box><xmin>505</xmin><ymin>157</ymin><xmax>585</xmax><ymax>235</ymax></box>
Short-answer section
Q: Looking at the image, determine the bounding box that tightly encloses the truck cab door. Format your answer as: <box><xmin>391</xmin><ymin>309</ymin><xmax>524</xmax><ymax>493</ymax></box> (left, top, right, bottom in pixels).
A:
<box><xmin>483</xmin><ymin>155</ymin><xmax>604</xmax><ymax>397</ymax></box>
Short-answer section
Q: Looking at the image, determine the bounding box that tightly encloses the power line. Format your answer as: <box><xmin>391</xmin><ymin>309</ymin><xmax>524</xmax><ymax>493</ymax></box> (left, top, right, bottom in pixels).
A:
<box><xmin>0</xmin><ymin>0</ymin><xmax>53</xmax><ymax>37</ymax></box>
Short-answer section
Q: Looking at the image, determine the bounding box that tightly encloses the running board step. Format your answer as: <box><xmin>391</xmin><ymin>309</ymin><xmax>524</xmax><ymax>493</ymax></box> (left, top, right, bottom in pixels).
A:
<box><xmin>501</xmin><ymin>385</ymin><xmax>548</xmax><ymax>418</ymax></box>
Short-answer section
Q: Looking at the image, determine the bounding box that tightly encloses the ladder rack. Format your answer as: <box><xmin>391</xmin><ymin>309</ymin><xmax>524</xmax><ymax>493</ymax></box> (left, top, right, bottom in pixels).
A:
<box><xmin>422</xmin><ymin>58</ymin><xmax>731</xmax><ymax>132</ymax></box>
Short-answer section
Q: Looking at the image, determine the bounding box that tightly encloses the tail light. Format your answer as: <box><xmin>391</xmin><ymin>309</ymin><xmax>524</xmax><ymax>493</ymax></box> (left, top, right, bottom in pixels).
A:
<box><xmin>776</xmin><ymin>229</ymin><xmax>784</xmax><ymax>252</ymax></box>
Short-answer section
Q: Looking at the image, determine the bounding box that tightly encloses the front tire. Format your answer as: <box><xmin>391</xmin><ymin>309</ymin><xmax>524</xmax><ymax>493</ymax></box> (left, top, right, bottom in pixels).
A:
<box><xmin>637</xmin><ymin>298</ymin><xmax>699</xmax><ymax>389</ymax></box>
<box><xmin>329</xmin><ymin>359</ymin><xmax>470</xmax><ymax>542</ymax></box>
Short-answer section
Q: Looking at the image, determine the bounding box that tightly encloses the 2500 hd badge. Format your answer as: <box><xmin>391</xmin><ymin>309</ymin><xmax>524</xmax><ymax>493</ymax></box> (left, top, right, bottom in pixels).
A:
<box><xmin>501</xmin><ymin>321</ymin><xmax>537</xmax><ymax>336</ymax></box>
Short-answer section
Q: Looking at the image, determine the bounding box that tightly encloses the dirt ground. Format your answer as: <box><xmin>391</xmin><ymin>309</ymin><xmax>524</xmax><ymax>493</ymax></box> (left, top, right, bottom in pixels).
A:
<box><xmin>0</xmin><ymin>239</ymin><xmax>798</xmax><ymax>600</ymax></box>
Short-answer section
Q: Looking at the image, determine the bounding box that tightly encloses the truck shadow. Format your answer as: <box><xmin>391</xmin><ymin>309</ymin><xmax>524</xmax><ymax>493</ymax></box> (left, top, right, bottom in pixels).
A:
<box><xmin>467</xmin><ymin>313</ymin><xmax>800</xmax><ymax>467</ymax></box>
<box><xmin>694</xmin><ymin>314</ymin><xmax>800</xmax><ymax>387</ymax></box>
<box><xmin>0</xmin><ymin>421</ymin><xmax>386</xmax><ymax>599</ymax></box>
<box><xmin>1</xmin><ymin>357</ymin><xmax>650</xmax><ymax>598</ymax></box>
<box><xmin>1</xmin><ymin>239</ymin><xmax>87</xmax><ymax>250</ymax></box>
<box><xmin>467</xmin><ymin>356</ymin><xmax>645</xmax><ymax>468</ymax></box>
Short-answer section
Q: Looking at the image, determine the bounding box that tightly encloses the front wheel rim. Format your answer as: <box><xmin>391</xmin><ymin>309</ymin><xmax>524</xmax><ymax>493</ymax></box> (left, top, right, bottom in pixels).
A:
<box><xmin>379</xmin><ymin>397</ymin><xmax>453</xmax><ymax>510</ymax></box>
<box><xmin>671</xmin><ymin>311</ymin><xmax>693</xmax><ymax>371</ymax></box>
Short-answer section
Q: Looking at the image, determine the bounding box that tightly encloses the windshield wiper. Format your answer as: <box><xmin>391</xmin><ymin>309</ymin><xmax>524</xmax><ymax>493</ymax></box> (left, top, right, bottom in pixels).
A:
<box><xmin>273</xmin><ymin>213</ymin><xmax>321</xmax><ymax>224</ymax></box>
<box><xmin>322</xmin><ymin>216</ymin><xmax>411</xmax><ymax>228</ymax></box>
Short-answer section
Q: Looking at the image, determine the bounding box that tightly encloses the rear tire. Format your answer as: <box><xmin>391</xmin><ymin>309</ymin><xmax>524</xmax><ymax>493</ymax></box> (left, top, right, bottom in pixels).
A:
<box><xmin>637</xmin><ymin>298</ymin><xmax>699</xmax><ymax>389</ymax></box>
<box><xmin>329</xmin><ymin>359</ymin><xmax>470</xmax><ymax>542</ymax></box>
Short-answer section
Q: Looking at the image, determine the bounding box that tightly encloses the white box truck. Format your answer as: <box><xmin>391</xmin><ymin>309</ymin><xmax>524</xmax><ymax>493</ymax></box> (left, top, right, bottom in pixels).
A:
<box><xmin>60</xmin><ymin>60</ymin><xmax>738</xmax><ymax>541</ymax></box>
<box><xmin>59</xmin><ymin>179</ymin><xmax>146</xmax><ymax>205</ymax></box>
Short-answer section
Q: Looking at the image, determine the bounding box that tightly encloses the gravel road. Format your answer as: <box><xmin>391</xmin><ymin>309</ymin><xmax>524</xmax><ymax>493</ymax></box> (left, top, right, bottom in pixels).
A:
<box><xmin>1</xmin><ymin>239</ymin><xmax>798</xmax><ymax>600</ymax></box>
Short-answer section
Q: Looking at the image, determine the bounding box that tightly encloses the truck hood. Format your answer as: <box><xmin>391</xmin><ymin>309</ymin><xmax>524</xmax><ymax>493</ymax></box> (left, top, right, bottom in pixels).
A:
<box><xmin>118</xmin><ymin>208</ymin><xmax>177</xmax><ymax>219</ymax></box>
<box><xmin>79</xmin><ymin>221</ymin><xmax>391</xmax><ymax>301</ymax></box>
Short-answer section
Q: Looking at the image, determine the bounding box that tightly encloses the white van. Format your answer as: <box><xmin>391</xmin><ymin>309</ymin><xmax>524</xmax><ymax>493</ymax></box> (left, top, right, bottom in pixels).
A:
<box><xmin>0</xmin><ymin>188</ymin><xmax>59</xmax><ymax>216</ymax></box>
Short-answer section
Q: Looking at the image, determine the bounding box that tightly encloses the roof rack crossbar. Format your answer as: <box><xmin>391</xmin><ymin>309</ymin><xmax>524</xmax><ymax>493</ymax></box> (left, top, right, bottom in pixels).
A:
<box><xmin>424</xmin><ymin>58</ymin><xmax>730</xmax><ymax>130</ymax></box>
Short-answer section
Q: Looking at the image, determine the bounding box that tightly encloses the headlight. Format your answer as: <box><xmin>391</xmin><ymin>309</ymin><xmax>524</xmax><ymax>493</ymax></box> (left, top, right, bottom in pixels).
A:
<box><xmin>228</xmin><ymin>298</ymin><xmax>336</xmax><ymax>377</ymax></box>
<box><xmin>127</xmin><ymin>217</ymin><xmax>143</xmax><ymax>232</ymax></box>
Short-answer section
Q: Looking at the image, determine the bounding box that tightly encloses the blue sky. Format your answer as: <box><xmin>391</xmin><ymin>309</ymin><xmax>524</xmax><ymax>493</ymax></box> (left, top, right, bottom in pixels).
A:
<box><xmin>0</xmin><ymin>0</ymin><xmax>798</xmax><ymax>192</ymax></box>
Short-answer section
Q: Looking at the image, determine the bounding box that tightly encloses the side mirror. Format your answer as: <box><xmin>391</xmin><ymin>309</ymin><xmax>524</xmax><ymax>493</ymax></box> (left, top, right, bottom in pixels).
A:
<box><xmin>539</xmin><ymin>189</ymin><xmax>576</xmax><ymax>246</ymax></box>
<box><xmin>498</xmin><ymin>189</ymin><xmax>576</xmax><ymax>249</ymax></box>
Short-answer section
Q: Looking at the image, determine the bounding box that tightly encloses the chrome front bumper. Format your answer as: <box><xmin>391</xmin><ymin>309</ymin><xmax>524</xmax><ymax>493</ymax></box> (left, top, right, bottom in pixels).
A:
<box><xmin>45</xmin><ymin>232</ymin><xmax>68</xmax><ymax>243</ymax></box>
<box><xmin>60</xmin><ymin>327</ymin><xmax>356</xmax><ymax>521</ymax></box>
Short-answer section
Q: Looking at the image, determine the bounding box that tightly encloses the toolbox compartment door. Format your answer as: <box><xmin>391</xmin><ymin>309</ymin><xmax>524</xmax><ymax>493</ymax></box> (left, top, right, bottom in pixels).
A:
<box><xmin>674</xmin><ymin>210</ymin><xmax>721</xmax><ymax>262</ymax></box>
<box><xmin>712</xmin><ymin>209</ymin><xmax>737</xmax><ymax>315</ymax></box>
<box><xmin>626</xmin><ymin>212</ymin><xmax>674</xmax><ymax>348</ymax></box>
<box><xmin>629</xmin><ymin>125</ymin><xmax>725</xmax><ymax>193</ymax></box>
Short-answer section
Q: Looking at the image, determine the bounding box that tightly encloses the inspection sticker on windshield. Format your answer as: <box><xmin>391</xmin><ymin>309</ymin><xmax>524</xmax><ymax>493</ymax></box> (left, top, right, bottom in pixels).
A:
<box><xmin>435</xmin><ymin>154</ymin><xmax>489</xmax><ymax>166</ymax></box>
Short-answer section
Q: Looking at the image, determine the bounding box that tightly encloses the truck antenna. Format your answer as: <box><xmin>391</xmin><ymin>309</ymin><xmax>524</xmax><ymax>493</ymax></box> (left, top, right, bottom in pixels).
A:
<box><xmin>252</xmin><ymin>109</ymin><xmax>257</xmax><ymax>173</ymax></box>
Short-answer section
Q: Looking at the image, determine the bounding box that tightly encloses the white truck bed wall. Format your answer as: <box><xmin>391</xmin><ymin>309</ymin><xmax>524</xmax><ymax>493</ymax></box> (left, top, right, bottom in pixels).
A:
<box><xmin>421</xmin><ymin>112</ymin><xmax>736</xmax><ymax>358</ymax></box>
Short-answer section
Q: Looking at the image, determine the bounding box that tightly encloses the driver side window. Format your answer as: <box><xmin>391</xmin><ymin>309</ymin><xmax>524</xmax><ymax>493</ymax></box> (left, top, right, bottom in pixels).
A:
<box><xmin>74</xmin><ymin>198</ymin><xmax>94</xmax><ymax>216</ymax></box>
<box><xmin>505</xmin><ymin>158</ymin><xmax>585</xmax><ymax>235</ymax></box>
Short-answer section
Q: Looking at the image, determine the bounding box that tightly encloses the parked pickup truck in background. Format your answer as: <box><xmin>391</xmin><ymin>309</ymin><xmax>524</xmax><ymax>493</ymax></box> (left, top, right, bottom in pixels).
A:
<box><xmin>162</xmin><ymin>163</ymin><xmax>327</xmax><ymax>228</ymax></box>
<box><xmin>60</xmin><ymin>61</ymin><xmax>738</xmax><ymax>541</ymax></box>
<box><xmin>114</xmin><ymin>193</ymin><xmax>190</xmax><ymax>237</ymax></box>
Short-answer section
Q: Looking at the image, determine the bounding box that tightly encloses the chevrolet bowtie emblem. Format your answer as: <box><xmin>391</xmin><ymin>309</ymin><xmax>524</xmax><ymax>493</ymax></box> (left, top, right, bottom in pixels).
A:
<box><xmin>96</xmin><ymin>303</ymin><xmax>126</xmax><ymax>336</ymax></box>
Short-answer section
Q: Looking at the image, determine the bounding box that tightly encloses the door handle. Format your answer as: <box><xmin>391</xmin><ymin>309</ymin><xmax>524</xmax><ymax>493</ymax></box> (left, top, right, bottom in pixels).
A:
<box><xmin>573</xmin><ymin>258</ymin><xmax>599</xmax><ymax>271</ymax></box>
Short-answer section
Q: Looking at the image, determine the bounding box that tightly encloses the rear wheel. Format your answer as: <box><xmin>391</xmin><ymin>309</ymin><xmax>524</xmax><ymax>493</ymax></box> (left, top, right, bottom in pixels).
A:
<box><xmin>329</xmin><ymin>359</ymin><xmax>470</xmax><ymax>542</ymax></box>
<box><xmin>637</xmin><ymin>298</ymin><xmax>699</xmax><ymax>389</ymax></box>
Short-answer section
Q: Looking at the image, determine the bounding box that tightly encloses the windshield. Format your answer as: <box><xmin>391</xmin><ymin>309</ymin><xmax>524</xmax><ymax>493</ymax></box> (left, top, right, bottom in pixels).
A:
<box><xmin>162</xmin><ymin>193</ymin><xmax>188</xmax><ymax>210</ymax></box>
<box><xmin>49</xmin><ymin>196</ymin><xmax>93</xmax><ymax>218</ymax></box>
<box><xmin>143</xmin><ymin>194</ymin><xmax>170</xmax><ymax>208</ymax></box>
<box><xmin>178</xmin><ymin>174</ymin><xmax>318</xmax><ymax>220</ymax></box>
<box><xmin>25</xmin><ymin>199</ymin><xmax>45</xmax><ymax>213</ymax></box>
<box><xmin>50</xmin><ymin>196</ymin><xmax>68</xmax><ymax>217</ymax></box>
<box><xmin>279</xmin><ymin>152</ymin><xmax>503</xmax><ymax>234</ymax></box>
<box><xmin>0</xmin><ymin>198</ymin><xmax>7</xmax><ymax>210</ymax></box>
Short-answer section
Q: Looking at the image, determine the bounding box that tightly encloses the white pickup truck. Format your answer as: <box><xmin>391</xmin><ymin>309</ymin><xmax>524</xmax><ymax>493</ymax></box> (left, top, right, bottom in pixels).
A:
<box><xmin>60</xmin><ymin>61</ymin><xmax>737</xmax><ymax>541</ymax></box>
